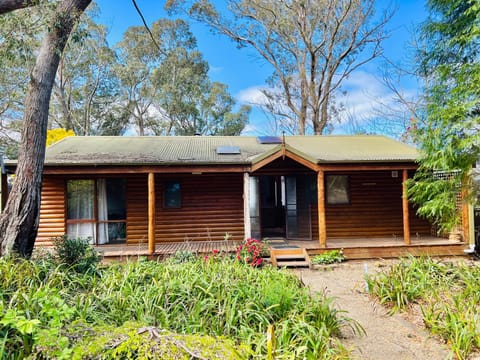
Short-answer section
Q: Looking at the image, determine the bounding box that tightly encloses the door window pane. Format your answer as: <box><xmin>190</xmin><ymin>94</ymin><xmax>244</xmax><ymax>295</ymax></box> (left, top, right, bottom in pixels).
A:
<box><xmin>106</xmin><ymin>178</ymin><xmax>126</xmax><ymax>219</ymax></box>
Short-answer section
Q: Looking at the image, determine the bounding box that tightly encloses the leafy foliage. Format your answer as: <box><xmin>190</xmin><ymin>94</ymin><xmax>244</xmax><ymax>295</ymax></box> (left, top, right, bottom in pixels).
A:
<box><xmin>311</xmin><ymin>250</ymin><xmax>346</xmax><ymax>265</ymax></box>
<box><xmin>235</xmin><ymin>238</ymin><xmax>266</xmax><ymax>267</ymax></box>
<box><xmin>115</xmin><ymin>18</ymin><xmax>250</xmax><ymax>136</ymax></box>
<box><xmin>410</xmin><ymin>0</ymin><xmax>480</xmax><ymax>232</ymax></box>
<box><xmin>0</xmin><ymin>256</ymin><xmax>352</xmax><ymax>359</ymax></box>
<box><xmin>367</xmin><ymin>256</ymin><xmax>480</xmax><ymax>359</ymax></box>
<box><xmin>53</xmin><ymin>235</ymin><xmax>101</xmax><ymax>274</ymax></box>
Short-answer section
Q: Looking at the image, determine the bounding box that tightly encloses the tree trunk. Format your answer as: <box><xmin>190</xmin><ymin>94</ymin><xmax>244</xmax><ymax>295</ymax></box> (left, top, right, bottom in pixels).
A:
<box><xmin>0</xmin><ymin>0</ymin><xmax>92</xmax><ymax>257</ymax></box>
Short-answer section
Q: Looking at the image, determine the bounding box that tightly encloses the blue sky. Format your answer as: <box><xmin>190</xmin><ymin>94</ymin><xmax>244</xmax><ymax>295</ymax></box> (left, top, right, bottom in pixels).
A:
<box><xmin>95</xmin><ymin>0</ymin><xmax>428</xmax><ymax>136</ymax></box>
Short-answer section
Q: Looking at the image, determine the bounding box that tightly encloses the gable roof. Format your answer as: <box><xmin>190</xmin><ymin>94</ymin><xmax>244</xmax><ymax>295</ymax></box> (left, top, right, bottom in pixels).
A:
<box><xmin>42</xmin><ymin>135</ymin><xmax>419</xmax><ymax>166</ymax></box>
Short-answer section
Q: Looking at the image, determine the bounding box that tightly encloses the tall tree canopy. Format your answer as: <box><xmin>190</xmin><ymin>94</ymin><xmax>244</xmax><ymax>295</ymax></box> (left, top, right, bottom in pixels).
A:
<box><xmin>115</xmin><ymin>18</ymin><xmax>250</xmax><ymax>136</ymax></box>
<box><xmin>168</xmin><ymin>0</ymin><xmax>392</xmax><ymax>135</ymax></box>
<box><xmin>0</xmin><ymin>4</ymin><xmax>127</xmax><ymax>156</ymax></box>
<box><xmin>409</xmin><ymin>0</ymin><xmax>480</xmax><ymax>232</ymax></box>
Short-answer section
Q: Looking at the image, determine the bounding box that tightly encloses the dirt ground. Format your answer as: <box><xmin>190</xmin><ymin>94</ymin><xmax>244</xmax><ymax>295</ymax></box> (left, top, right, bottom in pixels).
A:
<box><xmin>294</xmin><ymin>260</ymin><xmax>452</xmax><ymax>360</ymax></box>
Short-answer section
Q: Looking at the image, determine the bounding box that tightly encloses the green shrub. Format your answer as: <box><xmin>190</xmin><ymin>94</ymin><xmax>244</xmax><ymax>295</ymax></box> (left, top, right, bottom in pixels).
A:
<box><xmin>0</xmin><ymin>256</ymin><xmax>352</xmax><ymax>359</ymax></box>
<box><xmin>53</xmin><ymin>235</ymin><xmax>101</xmax><ymax>273</ymax></box>
<box><xmin>366</xmin><ymin>256</ymin><xmax>451</xmax><ymax>312</ymax></box>
<box><xmin>367</xmin><ymin>257</ymin><xmax>480</xmax><ymax>359</ymax></box>
<box><xmin>66</xmin><ymin>322</ymin><xmax>250</xmax><ymax>360</ymax></box>
<box><xmin>311</xmin><ymin>250</ymin><xmax>345</xmax><ymax>265</ymax></box>
<box><xmin>171</xmin><ymin>249</ymin><xmax>197</xmax><ymax>263</ymax></box>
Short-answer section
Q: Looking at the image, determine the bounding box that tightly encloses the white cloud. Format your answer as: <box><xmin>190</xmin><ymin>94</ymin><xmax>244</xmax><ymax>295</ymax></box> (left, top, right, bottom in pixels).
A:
<box><xmin>236</xmin><ymin>86</ymin><xmax>268</xmax><ymax>105</ymax></box>
<box><xmin>241</xmin><ymin>123</ymin><xmax>260</xmax><ymax>135</ymax></box>
<box><xmin>338</xmin><ymin>70</ymin><xmax>418</xmax><ymax>124</ymax></box>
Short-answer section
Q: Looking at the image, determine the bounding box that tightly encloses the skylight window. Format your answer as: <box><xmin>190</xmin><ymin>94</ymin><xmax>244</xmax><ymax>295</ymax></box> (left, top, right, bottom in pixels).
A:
<box><xmin>216</xmin><ymin>146</ymin><xmax>241</xmax><ymax>155</ymax></box>
<box><xmin>257</xmin><ymin>136</ymin><xmax>282</xmax><ymax>144</ymax></box>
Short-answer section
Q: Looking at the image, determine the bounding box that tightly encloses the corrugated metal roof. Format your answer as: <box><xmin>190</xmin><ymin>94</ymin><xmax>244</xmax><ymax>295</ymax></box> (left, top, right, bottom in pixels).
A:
<box><xmin>42</xmin><ymin>135</ymin><xmax>419</xmax><ymax>166</ymax></box>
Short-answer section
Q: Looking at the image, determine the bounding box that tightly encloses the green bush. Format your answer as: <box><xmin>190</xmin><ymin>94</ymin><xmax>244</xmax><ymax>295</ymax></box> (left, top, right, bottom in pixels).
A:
<box><xmin>367</xmin><ymin>257</ymin><xmax>480</xmax><ymax>359</ymax></box>
<box><xmin>53</xmin><ymin>235</ymin><xmax>101</xmax><ymax>273</ymax></box>
<box><xmin>311</xmin><ymin>250</ymin><xmax>345</xmax><ymax>265</ymax></box>
<box><xmin>0</xmin><ymin>256</ymin><xmax>352</xmax><ymax>359</ymax></box>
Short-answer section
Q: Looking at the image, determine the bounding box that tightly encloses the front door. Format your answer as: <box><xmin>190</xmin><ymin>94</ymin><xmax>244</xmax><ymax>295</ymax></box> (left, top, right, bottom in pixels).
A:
<box><xmin>249</xmin><ymin>175</ymin><xmax>314</xmax><ymax>240</ymax></box>
<box><xmin>260</xmin><ymin>176</ymin><xmax>286</xmax><ymax>237</ymax></box>
<box><xmin>285</xmin><ymin>175</ymin><xmax>313</xmax><ymax>240</ymax></box>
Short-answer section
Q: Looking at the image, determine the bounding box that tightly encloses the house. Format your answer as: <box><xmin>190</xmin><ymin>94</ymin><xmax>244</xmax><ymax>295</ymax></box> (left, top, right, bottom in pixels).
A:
<box><xmin>1</xmin><ymin>135</ymin><xmax>470</xmax><ymax>259</ymax></box>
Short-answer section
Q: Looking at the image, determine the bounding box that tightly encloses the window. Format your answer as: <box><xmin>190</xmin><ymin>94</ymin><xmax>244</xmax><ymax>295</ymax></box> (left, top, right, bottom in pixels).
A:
<box><xmin>326</xmin><ymin>175</ymin><xmax>349</xmax><ymax>205</ymax></box>
<box><xmin>67</xmin><ymin>180</ymin><xmax>95</xmax><ymax>242</ymax></box>
<box><xmin>164</xmin><ymin>181</ymin><xmax>181</xmax><ymax>208</ymax></box>
<box><xmin>66</xmin><ymin>178</ymin><xmax>126</xmax><ymax>244</ymax></box>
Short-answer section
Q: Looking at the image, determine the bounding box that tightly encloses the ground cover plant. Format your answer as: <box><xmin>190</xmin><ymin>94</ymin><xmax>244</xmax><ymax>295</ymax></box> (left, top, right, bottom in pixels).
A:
<box><xmin>0</xmin><ymin>250</ymin><xmax>354</xmax><ymax>359</ymax></box>
<box><xmin>366</xmin><ymin>256</ymin><xmax>480</xmax><ymax>359</ymax></box>
<box><xmin>311</xmin><ymin>250</ymin><xmax>346</xmax><ymax>265</ymax></box>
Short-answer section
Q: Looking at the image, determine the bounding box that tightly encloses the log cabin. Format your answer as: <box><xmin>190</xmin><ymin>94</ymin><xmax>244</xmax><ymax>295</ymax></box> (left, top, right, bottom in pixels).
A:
<box><xmin>1</xmin><ymin>135</ymin><xmax>471</xmax><ymax>259</ymax></box>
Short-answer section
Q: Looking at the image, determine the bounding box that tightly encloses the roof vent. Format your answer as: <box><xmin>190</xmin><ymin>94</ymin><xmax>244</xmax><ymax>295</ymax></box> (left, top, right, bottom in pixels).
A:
<box><xmin>257</xmin><ymin>136</ymin><xmax>282</xmax><ymax>144</ymax></box>
<box><xmin>216</xmin><ymin>146</ymin><xmax>241</xmax><ymax>155</ymax></box>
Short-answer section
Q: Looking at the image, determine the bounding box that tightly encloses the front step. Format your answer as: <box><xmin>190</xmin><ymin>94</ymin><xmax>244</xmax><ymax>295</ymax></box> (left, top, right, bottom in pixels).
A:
<box><xmin>270</xmin><ymin>248</ymin><xmax>311</xmax><ymax>268</ymax></box>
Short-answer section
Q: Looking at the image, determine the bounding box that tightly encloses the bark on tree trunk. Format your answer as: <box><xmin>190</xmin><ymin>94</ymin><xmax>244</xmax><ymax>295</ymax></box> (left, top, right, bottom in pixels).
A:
<box><xmin>0</xmin><ymin>0</ymin><xmax>92</xmax><ymax>257</ymax></box>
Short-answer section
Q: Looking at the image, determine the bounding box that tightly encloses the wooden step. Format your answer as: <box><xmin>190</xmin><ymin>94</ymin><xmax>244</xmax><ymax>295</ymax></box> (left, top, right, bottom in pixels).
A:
<box><xmin>270</xmin><ymin>247</ymin><xmax>311</xmax><ymax>268</ymax></box>
<box><xmin>275</xmin><ymin>254</ymin><xmax>307</xmax><ymax>260</ymax></box>
<box><xmin>276</xmin><ymin>260</ymin><xmax>310</xmax><ymax>268</ymax></box>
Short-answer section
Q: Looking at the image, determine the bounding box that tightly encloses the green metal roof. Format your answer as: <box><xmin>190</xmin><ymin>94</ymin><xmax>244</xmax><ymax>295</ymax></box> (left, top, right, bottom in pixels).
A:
<box><xmin>42</xmin><ymin>135</ymin><xmax>419</xmax><ymax>166</ymax></box>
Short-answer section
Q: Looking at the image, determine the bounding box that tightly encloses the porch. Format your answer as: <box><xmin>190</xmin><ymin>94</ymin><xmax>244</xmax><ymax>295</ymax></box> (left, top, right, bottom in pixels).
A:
<box><xmin>288</xmin><ymin>236</ymin><xmax>470</xmax><ymax>259</ymax></box>
<box><xmin>94</xmin><ymin>236</ymin><xmax>469</xmax><ymax>261</ymax></box>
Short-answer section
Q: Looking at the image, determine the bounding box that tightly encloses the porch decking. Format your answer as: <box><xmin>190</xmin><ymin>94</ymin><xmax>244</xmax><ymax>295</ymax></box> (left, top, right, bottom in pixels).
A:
<box><xmin>293</xmin><ymin>237</ymin><xmax>470</xmax><ymax>259</ymax></box>
<box><xmin>95</xmin><ymin>236</ymin><xmax>470</xmax><ymax>261</ymax></box>
<box><xmin>95</xmin><ymin>240</ymin><xmax>243</xmax><ymax>261</ymax></box>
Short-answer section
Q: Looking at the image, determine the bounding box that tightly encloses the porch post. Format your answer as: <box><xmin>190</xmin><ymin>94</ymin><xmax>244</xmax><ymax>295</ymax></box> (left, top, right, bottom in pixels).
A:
<box><xmin>148</xmin><ymin>172</ymin><xmax>156</xmax><ymax>255</ymax></box>
<box><xmin>243</xmin><ymin>172</ymin><xmax>251</xmax><ymax>239</ymax></box>
<box><xmin>461</xmin><ymin>188</ymin><xmax>470</xmax><ymax>244</ymax></box>
<box><xmin>317</xmin><ymin>170</ymin><xmax>327</xmax><ymax>248</ymax></box>
<box><xmin>402</xmin><ymin>169</ymin><xmax>411</xmax><ymax>245</ymax></box>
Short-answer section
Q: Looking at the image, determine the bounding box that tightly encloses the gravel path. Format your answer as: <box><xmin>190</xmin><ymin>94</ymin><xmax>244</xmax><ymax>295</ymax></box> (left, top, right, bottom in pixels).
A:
<box><xmin>295</xmin><ymin>261</ymin><xmax>451</xmax><ymax>360</ymax></box>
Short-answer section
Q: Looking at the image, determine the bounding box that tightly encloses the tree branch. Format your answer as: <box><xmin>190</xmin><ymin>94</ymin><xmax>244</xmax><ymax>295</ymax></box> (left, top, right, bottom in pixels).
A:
<box><xmin>0</xmin><ymin>0</ymin><xmax>40</xmax><ymax>15</ymax></box>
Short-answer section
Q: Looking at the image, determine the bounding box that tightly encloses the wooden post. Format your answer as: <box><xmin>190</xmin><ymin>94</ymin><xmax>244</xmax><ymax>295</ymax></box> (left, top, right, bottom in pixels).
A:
<box><xmin>461</xmin><ymin>187</ymin><xmax>470</xmax><ymax>244</ymax></box>
<box><xmin>148</xmin><ymin>172</ymin><xmax>156</xmax><ymax>255</ymax></box>
<box><xmin>402</xmin><ymin>169</ymin><xmax>411</xmax><ymax>245</ymax></box>
<box><xmin>243</xmin><ymin>172</ymin><xmax>251</xmax><ymax>239</ymax></box>
<box><xmin>317</xmin><ymin>170</ymin><xmax>327</xmax><ymax>248</ymax></box>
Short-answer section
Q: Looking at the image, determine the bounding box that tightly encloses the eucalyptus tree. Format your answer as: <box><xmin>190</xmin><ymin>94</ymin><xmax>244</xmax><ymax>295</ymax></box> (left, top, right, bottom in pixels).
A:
<box><xmin>0</xmin><ymin>0</ymin><xmax>92</xmax><ymax>257</ymax></box>
<box><xmin>408</xmin><ymin>0</ymin><xmax>480</xmax><ymax>232</ymax></box>
<box><xmin>49</xmin><ymin>14</ymin><xmax>123</xmax><ymax>136</ymax></box>
<box><xmin>0</xmin><ymin>5</ymin><xmax>45</xmax><ymax>158</ymax></box>
<box><xmin>1</xmin><ymin>4</ymin><xmax>122</xmax><ymax>154</ymax></box>
<box><xmin>115</xmin><ymin>18</ymin><xmax>249</xmax><ymax>136</ymax></box>
<box><xmin>168</xmin><ymin>0</ymin><xmax>392</xmax><ymax>135</ymax></box>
